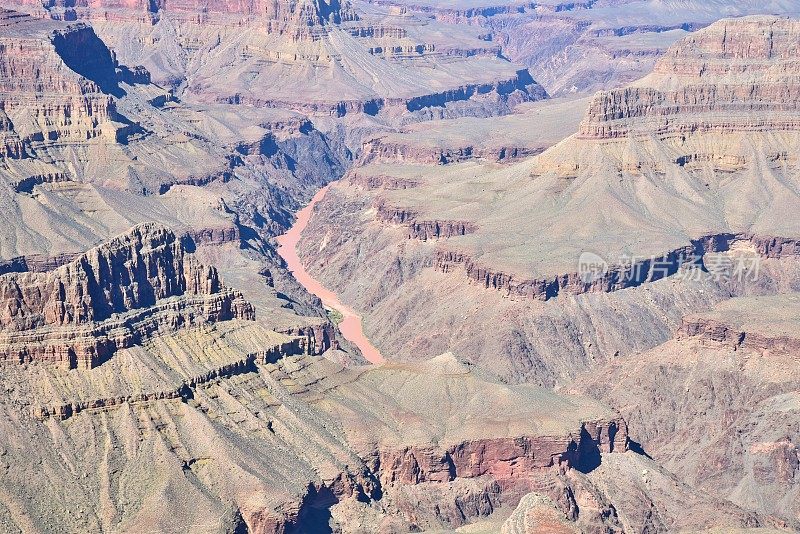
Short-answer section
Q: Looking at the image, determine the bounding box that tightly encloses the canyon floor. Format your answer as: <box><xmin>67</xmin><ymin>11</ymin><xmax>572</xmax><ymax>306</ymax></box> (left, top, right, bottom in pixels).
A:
<box><xmin>0</xmin><ymin>0</ymin><xmax>799</xmax><ymax>533</ymax></box>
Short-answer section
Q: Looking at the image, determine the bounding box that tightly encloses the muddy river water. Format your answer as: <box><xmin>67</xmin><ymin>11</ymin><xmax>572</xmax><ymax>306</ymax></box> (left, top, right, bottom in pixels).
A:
<box><xmin>276</xmin><ymin>185</ymin><xmax>386</xmax><ymax>364</ymax></box>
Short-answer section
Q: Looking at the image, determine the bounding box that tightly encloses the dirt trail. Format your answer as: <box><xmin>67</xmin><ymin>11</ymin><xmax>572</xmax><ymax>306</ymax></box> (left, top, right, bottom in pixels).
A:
<box><xmin>276</xmin><ymin>185</ymin><xmax>386</xmax><ymax>364</ymax></box>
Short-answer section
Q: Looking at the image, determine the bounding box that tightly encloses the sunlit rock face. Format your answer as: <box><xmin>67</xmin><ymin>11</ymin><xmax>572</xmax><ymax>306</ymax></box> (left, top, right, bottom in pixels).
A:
<box><xmin>0</xmin><ymin>0</ymin><xmax>798</xmax><ymax>532</ymax></box>
<box><xmin>8</xmin><ymin>0</ymin><xmax>548</xmax><ymax>120</ymax></box>
<box><xmin>0</xmin><ymin>223</ymin><xmax>255</xmax><ymax>369</ymax></box>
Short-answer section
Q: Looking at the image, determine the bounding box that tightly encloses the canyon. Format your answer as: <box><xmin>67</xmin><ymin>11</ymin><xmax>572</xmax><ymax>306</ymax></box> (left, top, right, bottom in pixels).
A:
<box><xmin>0</xmin><ymin>0</ymin><xmax>798</xmax><ymax>532</ymax></box>
<box><xmin>277</xmin><ymin>185</ymin><xmax>386</xmax><ymax>364</ymax></box>
<box><xmin>294</xmin><ymin>11</ymin><xmax>800</xmax><ymax>531</ymax></box>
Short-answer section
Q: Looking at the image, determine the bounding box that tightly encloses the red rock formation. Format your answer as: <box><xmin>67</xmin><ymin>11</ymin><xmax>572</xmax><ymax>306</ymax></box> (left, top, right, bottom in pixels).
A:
<box><xmin>432</xmin><ymin>247</ymin><xmax>663</xmax><ymax>301</ymax></box>
<box><xmin>678</xmin><ymin>316</ymin><xmax>800</xmax><ymax>354</ymax></box>
<box><xmin>0</xmin><ymin>223</ymin><xmax>218</xmax><ymax>329</ymax></box>
<box><xmin>0</xmin><ymin>291</ymin><xmax>254</xmax><ymax>368</ymax></box>
<box><xmin>579</xmin><ymin>17</ymin><xmax>800</xmax><ymax>139</ymax></box>
<box><xmin>750</xmin><ymin>439</ymin><xmax>800</xmax><ymax>485</ymax></box>
<box><xmin>374</xmin><ymin>200</ymin><xmax>418</xmax><ymax>225</ymax></box>
<box><xmin>0</xmin><ymin>223</ymin><xmax>255</xmax><ymax>368</ymax></box>
<box><xmin>375</xmin><ymin>200</ymin><xmax>478</xmax><ymax>240</ymax></box>
<box><xmin>0</xmin><ymin>10</ymin><xmax>122</xmax><ymax>152</ymax></box>
<box><xmin>372</xmin><ymin>418</ymin><xmax>628</xmax><ymax>498</ymax></box>
<box><xmin>407</xmin><ymin>220</ymin><xmax>478</xmax><ymax>241</ymax></box>
<box><xmin>748</xmin><ymin>235</ymin><xmax>800</xmax><ymax>259</ymax></box>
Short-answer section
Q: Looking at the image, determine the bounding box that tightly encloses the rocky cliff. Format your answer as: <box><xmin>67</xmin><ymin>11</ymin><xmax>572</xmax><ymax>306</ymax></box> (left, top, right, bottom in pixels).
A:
<box><xmin>374</xmin><ymin>420</ymin><xmax>627</xmax><ymax>487</ymax></box>
<box><xmin>287</xmin><ymin>352</ymin><xmax>636</xmax><ymax>530</ymax></box>
<box><xmin>375</xmin><ymin>199</ymin><xmax>478</xmax><ymax>240</ymax></box>
<box><xmin>0</xmin><ymin>338</ymin><xmax>640</xmax><ymax>533</ymax></box>
<box><xmin>579</xmin><ymin>17</ymin><xmax>800</xmax><ymax>139</ymax></box>
<box><xmin>573</xmin><ymin>295</ymin><xmax>800</xmax><ymax>525</ymax></box>
<box><xmin>0</xmin><ymin>9</ymin><xmax>123</xmax><ymax>151</ymax></box>
<box><xmin>430</xmin><ymin>233</ymin><xmax>800</xmax><ymax>301</ymax></box>
<box><xmin>0</xmin><ymin>223</ymin><xmax>254</xmax><ymax>368</ymax></box>
<box><xmin>217</xmin><ymin>67</ymin><xmax>546</xmax><ymax>119</ymax></box>
<box><xmin>8</xmin><ymin>0</ymin><xmax>548</xmax><ymax>122</ymax></box>
<box><xmin>360</xmin><ymin>135</ymin><xmax>545</xmax><ymax>165</ymax></box>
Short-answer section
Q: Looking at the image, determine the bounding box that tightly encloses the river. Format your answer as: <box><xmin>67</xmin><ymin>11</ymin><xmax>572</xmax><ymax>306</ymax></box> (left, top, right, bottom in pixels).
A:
<box><xmin>275</xmin><ymin>185</ymin><xmax>386</xmax><ymax>364</ymax></box>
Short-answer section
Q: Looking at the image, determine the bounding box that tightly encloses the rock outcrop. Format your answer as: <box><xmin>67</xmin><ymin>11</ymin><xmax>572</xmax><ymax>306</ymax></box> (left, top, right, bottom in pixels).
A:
<box><xmin>16</xmin><ymin>0</ymin><xmax>360</xmax><ymax>40</ymax></box>
<box><xmin>573</xmin><ymin>295</ymin><xmax>800</xmax><ymax>525</ymax></box>
<box><xmin>375</xmin><ymin>199</ymin><xmax>478</xmax><ymax>240</ymax></box>
<box><xmin>0</xmin><ymin>9</ymin><xmax>123</xmax><ymax>152</ymax></box>
<box><xmin>348</xmin><ymin>171</ymin><xmax>419</xmax><ymax>190</ymax></box>
<box><xmin>0</xmin><ymin>223</ymin><xmax>254</xmax><ymax>368</ymax></box>
<box><xmin>579</xmin><ymin>17</ymin><xmax>800</xmax><ymax>139</ymax></box>
<box><xmin>220</xmin><ymin>69</ymin><xmax>546</xmax><ymax>118</ymax></box>
<box><xmin>283</xmin><ymin>353</ymin><xmax>634</xmax><ymax>529</ymax></box>
<box><xmin>277</xmin><ymin>322</ymin><xmax>338</xmax><ymax>355</ymax></box>
<box><xmin>678</xmin><ymin>294</ymin><xmax>800</xmax><ymax>354</ymax></box>
<box><xmin>375</xmin><ymin>419</ymin><xmax>627</xmax><ymax>487</ymax></box>
<box><xmin>360</xmin><ymin>135</ymin><xmax>544</xmax><ymax>165</ymax></box>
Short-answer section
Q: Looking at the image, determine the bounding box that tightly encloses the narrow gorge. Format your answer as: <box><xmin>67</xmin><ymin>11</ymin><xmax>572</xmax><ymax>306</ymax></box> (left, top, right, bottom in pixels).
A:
<box><xmin>277</xmin><ymin>185</ymin><xmax>386</xmax><ymax>364</ymax></box>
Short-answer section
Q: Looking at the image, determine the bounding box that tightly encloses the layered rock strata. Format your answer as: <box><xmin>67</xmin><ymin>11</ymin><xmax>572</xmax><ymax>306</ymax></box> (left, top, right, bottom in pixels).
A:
<box><xmin>285</xmin><ymin>353</ymin><xmax>635</xmax><ymax>530</ymax></box>
<box><xmin>579</xmin><ymin>17</ymin><xmax>800</xmax><ymax>139</ymax></box>
<box><xmin>0</xmin><ymin>223</ymin><xmax>254</xmax><ymax>368</ymax></box>
<box><xmin>0</xmin><ymin>344</ymin><xmax>640</xmax><ymax>533</ymax></box>
<box><xmin>219</xmin><ymin>69</ymin><xmax>546</xmax><ymax>118</ymax></box>
<box><xmin>374</xmin><ymin>420</ymin><xmax>627</xmax><ymax>487</ymax></box>
<box><xmin>0</xmin><ymin>9</ymin><xmax>123</xmax><ymax>151</ymax></box>
<box><xmin>431</xmin><ymin>233</ymin><xmax>800</xmax><ymax>301</ymax></box>
<box><xmin>360</xmin><ymin>135</ymin><xmax>544</xmax><ymax>164</ymax></box>
<box><xmin>572</xmin><ymin>295</ymin><xmax>800</xmax><ymax>524</ymax></box>
<box><xmin>7</xmin><ymin>2</ymin><xmax>548</xmax><ymax>121</ymax></box>
<box><xmin>375</xmin><ymin>199</ymin><xmax>478</xmax><ymax>240</ymax></box>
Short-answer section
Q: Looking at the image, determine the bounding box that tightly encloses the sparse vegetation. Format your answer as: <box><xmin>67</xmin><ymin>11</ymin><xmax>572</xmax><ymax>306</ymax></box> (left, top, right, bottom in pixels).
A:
<box><xmin>326</xmin><ymin>307</ymin><xmax>344</xmax><ymax>326</ymax></box>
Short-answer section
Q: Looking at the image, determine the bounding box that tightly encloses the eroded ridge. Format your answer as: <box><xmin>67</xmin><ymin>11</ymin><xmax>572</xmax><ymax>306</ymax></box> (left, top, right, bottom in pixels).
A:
<box><xmin>434</xmin><ymin>233</ymin><xmax>800</xmax><ymax>301</ymax></box>
<box><xmin>579</xmin><ymin>17</ymin><xmax>800</xmax><ymax>140</ymax></box>
<box><xmin>0</xmin><ymin>222</ymin><xmax>254</xmax><ymax>368</ymax></box>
